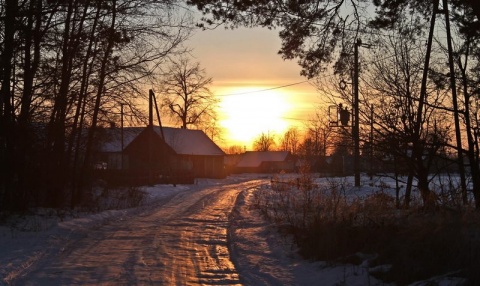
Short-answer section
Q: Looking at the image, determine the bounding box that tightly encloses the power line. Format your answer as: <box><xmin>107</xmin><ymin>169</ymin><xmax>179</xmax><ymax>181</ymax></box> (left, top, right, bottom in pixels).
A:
<box><xmin>216</xmin><ymin>80</ymin><xmax>312</xmax><ymax>97</ymax></box>
<box><xmin>215</xmin><ymin>40</ymin><xmax>426</xmax><ymax>99</ymax></box>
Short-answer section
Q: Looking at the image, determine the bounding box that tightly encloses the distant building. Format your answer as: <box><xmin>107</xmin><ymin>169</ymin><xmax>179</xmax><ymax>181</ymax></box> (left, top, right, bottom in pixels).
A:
<box><xmin>234</xmin><ymin>151</ymin><xmax>295</xmax><ymax>173</ymax></box>
<box><xmin>224</xmin><ymin>154</ymin><xmax>243</xmax><ymax>175</ymax></box>
<box><xmin>95</xmin><ymin>125</ymin><xmax>225</xmax><ymax>185</ymax></box>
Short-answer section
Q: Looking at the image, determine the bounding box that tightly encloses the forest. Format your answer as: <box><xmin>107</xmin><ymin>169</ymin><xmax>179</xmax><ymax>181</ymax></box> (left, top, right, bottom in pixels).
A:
<box><xmin>0</xmin><ymin>0</ymin><xmax>194</xmax><ymax>211</ymax></box>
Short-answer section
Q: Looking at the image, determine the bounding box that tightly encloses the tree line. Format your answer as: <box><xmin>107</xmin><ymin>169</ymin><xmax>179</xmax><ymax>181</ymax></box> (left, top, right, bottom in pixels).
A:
<box><xmin>206</xmin><ymin>0</ymin><xmax>480</xmax><ymax>209</ymax></box>
<box><xmin>2</xmin><ymin>0</ymin><xmax>480</xmax><ymax>212</ymax></box>
<box><xmin>0</xmin><ymin>0</ymin><xmax>194</xmax><ymax>211</ymax></box>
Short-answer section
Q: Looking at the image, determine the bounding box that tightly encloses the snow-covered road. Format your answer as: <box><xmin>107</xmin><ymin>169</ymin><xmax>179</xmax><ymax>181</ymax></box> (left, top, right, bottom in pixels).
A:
<box><xmin>3</xmin><ymin>175</ymin><xmax>468</xmax><ymax>285</ymax></box>
<box><xmin>14</xmin><ymin>180</ymin><xmax>265</xmax><ymax>285</ymax></box>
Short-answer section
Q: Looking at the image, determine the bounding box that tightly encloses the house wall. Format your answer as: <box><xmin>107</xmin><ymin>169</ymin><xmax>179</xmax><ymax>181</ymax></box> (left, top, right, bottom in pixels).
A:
<box><xmin>234</xmin><ymin>160</ymin><xmax>295</xmax><ymax>174</ymax></box>
<box><xmin>261</xmin><ymin>161</ymin><xmax>295</xmax><ymax>173</ymax></box>
<box><xmin>182</xmin><ymin>155</ymin><xmax>225</xmax><ymax>179</ymax></box>
<box><xmin>105</xmin><ymin>153</ymin><xmax>128</xmax><ymax>170</ymax></box>
<box><xmin>224</xmin><ymin>154</ymin><xmax>242</xmax><ymax>175</ymax></box>
<box><xmin>234</xmin><ymin>166</ymin><xmax>262</xmax><ymax>174</ymax></box>
<box><xmin>124</xmin><ymin>128</ymin><xmax>174</xmax><ymax>173</ymax></box>
<box><xmin>118</xmin><ymin>127</ymin><xmax>197</xmax><ymax>184</ymax></box>
<box><xmin>96</xmin><ymin>127</ymin><xmax>225</xmax><ymax>184</ymax></box>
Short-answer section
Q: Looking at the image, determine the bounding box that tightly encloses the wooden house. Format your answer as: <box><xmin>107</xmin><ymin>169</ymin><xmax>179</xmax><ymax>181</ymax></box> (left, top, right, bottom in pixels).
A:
<box><xmin>160</xmin><ymin>127</ymin><xmax>225</xmax><ymax>179</ymax></box>
<box><xmin>234</xmin><ymin>151</ymin><xmax>295</xmax><ymax>173</ymax></box>
<box><xmin>95</xmin><ymin>125</ymin><xmax>225</xmax><ymax>185</ymax></box>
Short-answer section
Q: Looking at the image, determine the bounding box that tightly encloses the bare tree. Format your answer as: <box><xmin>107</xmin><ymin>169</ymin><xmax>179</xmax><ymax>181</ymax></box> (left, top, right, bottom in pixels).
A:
<box><xmin>196</xmin><ymin>111</ymin><xmax>223</xmax><ymax>143</ymax></box>
<box><xmin>189</xmin><ymin>0</ymin><xmax>370</xmax><ymax>79</ymax></box>
<box><xmin>225</xmin><ymin>145</ymin><xmax>245</xmax><ymax>154</ymax></box>
<box><xmin>0</xmin><ymin>0</ymin><xmax>18</xmax><ymax>211</ymax></box>
<box><xmin>253</xmin><ymin>131</ymin><xmax>276</xmax><ymax>152</ymax></box>
<box><xmin>279</xmin><ymin>127</ymin><xmax>301</xmax><ymax>154</ymax></box>
<box><xmin>189</xmin><ymin>0</ymin><xmax>480</xmax><ymax>78</ymax></box>
<box><xmin>363</xmin><ymin>21</ymin><xmax>452</xmax><ymax>208</ymax></box>
<box><xmin>0</xmin><ymin>0</ymin><xmax>193</xmax><ymax>211</ymax></box>
<box><xmin>301</xmin><ymin>110</ymin><xmax>337</xmax><ymax>157</ymax></box>
<box><xmin>160</xmin><ymin>57</ymin><xmax>218</xmax><ymax>130</ymax></box>
<box><xmin>452</xmin><ymin>12</ymin><xmax>480</xmax><ymax>208</ymax></box>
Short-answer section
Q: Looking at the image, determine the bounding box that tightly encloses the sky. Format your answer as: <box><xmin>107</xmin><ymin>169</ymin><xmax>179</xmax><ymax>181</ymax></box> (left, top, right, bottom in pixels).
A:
<box><xmin>186</xmin><ymin>25</ymin><xmax>321</xmax><ymax>149</ymax></box>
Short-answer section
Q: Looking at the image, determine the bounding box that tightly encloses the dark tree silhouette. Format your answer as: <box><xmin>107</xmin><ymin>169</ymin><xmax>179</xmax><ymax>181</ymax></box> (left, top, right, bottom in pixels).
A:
<box><xmin>188</xmin><ymin>0</ymin><xmax>480</xmax><ymax>209</ymax></box>
<box><xmin>279</xmin><ymin>127</ymin><xmax>301</xmax><ymax>154</ymax></box>
<box><xmin>0</xmin><ymin>0</ymin><xmax>192</xmax><ymax>211</ymax></box>
<box><xmin>160</xmin><ymin>57</ymin><xmax>218</xmax><ymax>130</ymax></box>
<box><xmin>253</xmin><ymin>131</ymin><xmax>276</xmax><ymax>152</ymax></box>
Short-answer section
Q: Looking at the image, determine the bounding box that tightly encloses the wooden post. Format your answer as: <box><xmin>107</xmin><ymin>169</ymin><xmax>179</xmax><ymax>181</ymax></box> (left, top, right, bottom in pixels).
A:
<box><xmin>354</xmin><ymin>39</ymin><xmax>361</xmax><ymax>187</ymax></box>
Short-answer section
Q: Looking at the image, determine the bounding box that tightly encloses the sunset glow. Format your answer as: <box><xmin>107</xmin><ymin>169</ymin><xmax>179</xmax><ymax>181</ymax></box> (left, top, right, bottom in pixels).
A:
<box><xmin>187</xmin><ymin>26</ymin><xmax>321</xmax><ymax>149</ymax></box>
<box><xmin>218</xmin><ymin>87</ymin><xmax>290</xmax><ymax>148</ymax></box>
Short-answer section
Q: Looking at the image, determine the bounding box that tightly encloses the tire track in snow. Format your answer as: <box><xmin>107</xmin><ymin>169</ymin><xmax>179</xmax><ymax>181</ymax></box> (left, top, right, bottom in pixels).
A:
<box><xmin>14</xmin><ymin>180</ymin><xmax>260</xmax><ymax>285</ymax></box>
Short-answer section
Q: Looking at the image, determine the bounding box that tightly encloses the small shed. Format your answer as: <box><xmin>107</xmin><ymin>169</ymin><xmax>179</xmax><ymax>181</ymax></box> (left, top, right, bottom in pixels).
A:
<box><xmin>234</xmin><ymin>151</ymin><xmax>295</xmax><ymax>173</ymax></box>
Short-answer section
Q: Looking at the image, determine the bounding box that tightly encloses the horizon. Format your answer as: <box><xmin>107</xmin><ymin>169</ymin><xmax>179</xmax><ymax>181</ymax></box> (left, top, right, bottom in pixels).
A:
<box><xmin>186</xmin><ymin>25</ymin><xmax>321</xmax><ymax>149</ymax></box>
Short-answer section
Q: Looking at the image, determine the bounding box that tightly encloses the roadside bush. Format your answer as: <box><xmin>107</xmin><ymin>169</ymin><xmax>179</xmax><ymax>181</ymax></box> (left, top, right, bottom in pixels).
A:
<box><xmin>89</xmin><ymin>186</ymin><xmax>147</xmax><ymax>211</ymax></box>
<box><xmin>2</xmin><ymin>185</ymin><xmax>146</xmax><ymax>219</ymax></box>
<box><xmin>371</xmin><ymin>210</ymin><xmax>480</xmax><ymax>284</ymax></box>
<box><xmin>254</xmin><ymin>175</ymin><xmax>480</xmax><ymax>284</ymax></box>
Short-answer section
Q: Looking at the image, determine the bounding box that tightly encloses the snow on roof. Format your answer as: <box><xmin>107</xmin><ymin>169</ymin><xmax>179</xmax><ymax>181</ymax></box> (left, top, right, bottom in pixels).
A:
<box><xmin>236</xmin><ymin>151</ymin><xmax>290</xmax><ymax>168</ymax></box>
<box><xmin>99</xmin><ymin>126</ymin><xmax>224</xmax><ymax>156</ymax></box>
<box><xmin>153</xmin><ymin>127</ymin><xmax>224</xmax><ymax>156</ymax></box>
<box><xmin>98</xmin><ymin>127</ymin><xmax>144</xmax><ymax>153</ymax></box>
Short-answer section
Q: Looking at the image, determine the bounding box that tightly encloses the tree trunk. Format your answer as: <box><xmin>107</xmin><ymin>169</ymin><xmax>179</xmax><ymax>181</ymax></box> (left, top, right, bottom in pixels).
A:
<box><xmin>14</xmin><ymin>0</ymin><xmax>44</xmax><ymax>209</ymax></box>
<box><xmin>0</xmin><ymin>0</ymin><xmax>18</xmax><ymax>211</ymax></box>
<box><xmin>79</xmin><ymin>0</ymin><xmax>117</xmax><ymax>205</ymax></box>
<box><xmin>405</xmin><ymin>171</ymin><xmax>414</xmax><ymax>208</ymax></box>
<box><xmin>417</xmin><ymin>167</ymin><xmax>433</xmax><ymax>209</ymax></box>
<box><xmin>443</xmin><ymin>0</ymin><xmax>468</xmax><ymax>205</ymax></box>
<box><xmin>46</xmin><ymin>0</ymin><xmax>76</xmax><ymax>208</ymax></box>
<box><xmin>458</xmin><ymin>39</ymin><xmax>480</xmax><ymax>208</ymax></box>
<box><xmin>68</xmin><ymin>0</ymin><xmax>98</xmax><ymax>208</ymax></box>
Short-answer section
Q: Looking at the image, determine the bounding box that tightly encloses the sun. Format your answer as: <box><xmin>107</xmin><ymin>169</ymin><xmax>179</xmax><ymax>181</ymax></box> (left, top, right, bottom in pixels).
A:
<box><xmin>218</xmin><ymin>87</ymin><xmax>290</xmax><ymax>148</ymax></box>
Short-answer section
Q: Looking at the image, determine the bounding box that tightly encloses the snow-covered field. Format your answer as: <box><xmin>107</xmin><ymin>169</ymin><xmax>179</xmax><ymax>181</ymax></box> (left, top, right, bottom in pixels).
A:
<box><xmin>0</xmin><ymin>174</ymin><xmax>468</xmax><ymax>285</ymax></box>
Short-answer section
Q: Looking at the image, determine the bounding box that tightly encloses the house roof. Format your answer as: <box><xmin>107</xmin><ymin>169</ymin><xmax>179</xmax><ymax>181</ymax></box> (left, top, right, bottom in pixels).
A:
<box><xmin>236</xmin><ymin>151</ymin><xmax>291</xmax><ymax>168</ymax></box>
<box><xmin>98</xmin><ymin>127</ymin><xmax>143</xmax><ymax>153</ymax></box>
<box><xmin>99</xmin><ymin>126</ymin><xmax>225</xmax><ymax>156</ymax></box>
<box><xmin>154</xmin><ymin>127</ymin><xmax>224</xmax><ymax>156</ymax></box>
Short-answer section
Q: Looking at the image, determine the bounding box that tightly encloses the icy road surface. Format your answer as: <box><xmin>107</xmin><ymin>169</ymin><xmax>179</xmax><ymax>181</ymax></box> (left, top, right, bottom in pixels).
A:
<box><xmin>5</xmin><ymin>175</ymin><xmax>465</xmax><ymax>286</ymax></box>
<box><xmin>15</xmin><ymin>180</ymin><xmax>266</xmax><ymax>285</ymax></box>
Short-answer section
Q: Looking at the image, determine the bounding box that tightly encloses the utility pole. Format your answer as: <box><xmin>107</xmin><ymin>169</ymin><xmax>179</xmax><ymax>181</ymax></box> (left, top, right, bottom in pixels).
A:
<box><xmin>441</xmin><ymin>0</ymin><xmax>467</xmax><ymax>203</ymax></box>
<box><xmin>370</xmin><ymin>104</ymin><xmax>374</xmax><ymax>180</ymax></box>
<box><xmin>148</xmin><ymin>90</ymin><xmax>154</xmax><ymax>184</ymax></box>
<box><xmin>353</xmin><ymin>39</ymin><xmax>361</xmax><ymax>187</ymax></box>
<box><xmin>121</xmin><ymin>103</ymin><xmax>124</xmax><ymax>170</ymax></box>
<box><xmin>149</xmin><ymin>89</ymin><xmax>154</xmax><ymax>127</ymax></box>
